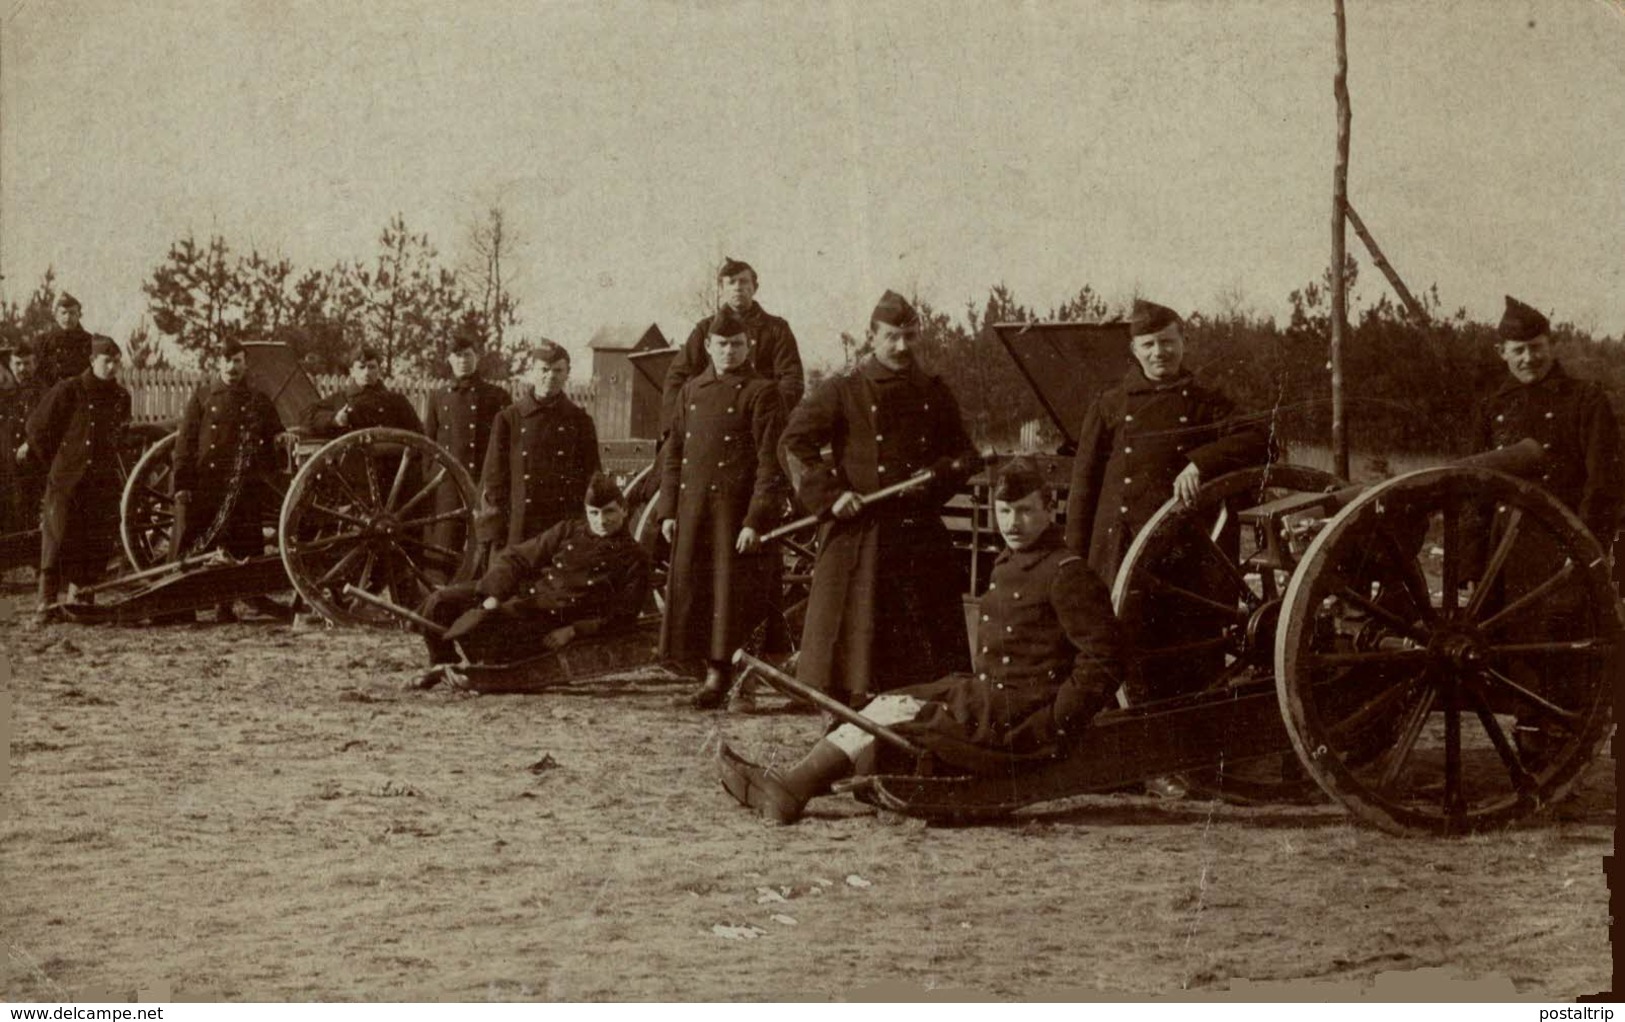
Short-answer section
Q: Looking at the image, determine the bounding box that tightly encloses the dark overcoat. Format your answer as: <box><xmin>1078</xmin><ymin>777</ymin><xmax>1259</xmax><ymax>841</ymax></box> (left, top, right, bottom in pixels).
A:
<box><xmin>661</xmin><ymin>302</ymin><xmax>804</xmax><ymax>434</ymax></box>
<box><xmin>171</xmin><ymin>378</ymin><xmax>282</xmax><ymax>558</ymax></box>
<box><xmin>0</xmin><ymin>375</ymin><xmax>46</xmax><ymax>534</ymax></box>
<box><xmin>888</xmin><ymin>527</ymin><xmax>1124</xmax><ymax>773</ymax></box>
<box><xmin>423</xmin><ymin>374</ymin><xmax>510</xmax><ymax>551</ymax></box>
<box><xmin>780</xmin><ymin>357</ymin><xmax>977</xmax><ymax>703</ymax></box>
<box><xmin>300</xmin><ymin>382</ymin><xmax>424</xmax><ymax>439</ymax></box>
<box><xmin>1065</xmin><ymin>368</ymin><xmax>1269</xmax><ymax>585</ymax></box>
<box><xmin>419</xmin><ymin>518</ymin><xmax>650</xmax><ymax>665</ymax></box>
<box><xmin>26</xmin><ymin>371</ymin><xmax>131</xmax><ymax>583</ymax></box>
<box><xmin>35</xmin><ymin>326</ymin><xmax>93</xmax><ymax>385</ymax></box>
<box><xmin>656</xmin><ymin>366</ymin><xmax>786</xmax><ymax>663</ymax></box>
<box><xmin>479</xmin><ymin>392</ymin><xmax>601</xmax><ymax>547</ymax></box>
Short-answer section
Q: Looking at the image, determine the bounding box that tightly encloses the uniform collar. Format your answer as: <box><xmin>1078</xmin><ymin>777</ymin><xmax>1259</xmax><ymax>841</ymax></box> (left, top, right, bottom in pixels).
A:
<box><xmin>451</xmin><ymin>374</ymin><xmax>481</xmax><ymax>391</ymax></box>
<box><xmin>1493</xmin><ymin>360</ymin><xmax>1569</xmax><ymax>398</ymax></box>
<box><xmin>697</xmin><ymin>364</ymin><xmax>752</xmax><ymax>387</ymax></box>
<box><xmin>1123</xmin><ymin>366</ymin><xmax>1193</xmax><ymax>395</ymax></box>
<box><xmin>994</xmin><ymin>524</ymin><xmax>1064</xmax><ymax>569</ymax></box>
<box><xmin>858</xmin><ymin>356</ymin><xmax>918</xmax><ymax>384</ymax></box>
<box><xmin>348</xmin><ymin>381</ymin><xmax>387</xmax><ymax>397</ymax></box>
<box><xmin>519</xmin><ymin>390</ymin><xmax>567</xmax><ymax>416</ymax></box>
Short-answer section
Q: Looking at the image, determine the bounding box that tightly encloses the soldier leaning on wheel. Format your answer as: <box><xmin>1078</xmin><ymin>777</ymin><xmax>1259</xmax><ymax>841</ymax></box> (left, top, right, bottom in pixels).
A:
<box><xmin>479</xmin><ymin>340</ymin><xmax>601</xmax><ymax>550</ymax></box>
<box><xmin>718</xmin><ymin>457</ymin><xmax>1124</xmax><ymax>825</ymax></box>
<box><xmin>25</xmin><ymin>336</ymin><xmax>131</xmax><ymax>625</ymax></box>
<box><xmin>415</xmin><ymin>473</ymin><xmax>650</xmax><ymax>677</ymax></box>
<box><xmin>169</xmin><ymin>340</ymin><xmax>283</xmax><ymax>622</ymax></box>
<box><xmin>1064</xmin><ymin>299</ymin><xmax>1270</xmax><ymax>586</ymax></box>
<box><xmin>658</xmin><ymin>305</ymin><xmax>788</xmax><ymax>710</ymax></box>
<box><xmin>300</xmin><ymin>346</ymin><xmax>424</xmax><ymax>439</ymax></box>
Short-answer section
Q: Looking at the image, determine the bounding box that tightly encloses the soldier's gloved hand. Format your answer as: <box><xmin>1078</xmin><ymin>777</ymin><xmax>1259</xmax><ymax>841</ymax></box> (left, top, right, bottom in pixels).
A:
<box><xmin>1173</xmin><ymin>462</ymin><xmax>1202</xmax><ymax>506</ymax></box>
<box><xmin>831</xmin><ymin>491</ymin><xmax>864</xmax><ymax>520</ymax></box>
<box><xmin>482</xmin><ymin>596</ymin><xmax>500</xmax><ymax>611</ymax></box>
<box><xmin>14</xmin><ymin>442</ymin><xmax>27</xmax><ymax>463</ymax></box>
<box><xmin>661</xmin><ymin>518</ymin><xmax>676</xmax><ymax>543</ymax></box>
<box><xmin>1049</xmin><ymin>686</ymin><xmax>1110</xmax><ymax>749</ymax></box>
<box><xmin>735</xmin><ymin>526</ymin><xmax>760</xmax><ymax>554</ymax></box>
<box><xmin>334</xmin><ymin>405</ymin><xmax>352</xmax><ymax>429</ymax></box>
<box><xmin>543</xmin><ymin>625</ymin><xmax>575</xmax><ymax>651</ymax></box>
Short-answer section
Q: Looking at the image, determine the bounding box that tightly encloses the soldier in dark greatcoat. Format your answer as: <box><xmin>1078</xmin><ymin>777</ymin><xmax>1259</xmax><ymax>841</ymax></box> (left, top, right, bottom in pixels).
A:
<box><xmin>423</xmin><ymin>337</ymin><xmax>510</xmax><ymax>555</ymax></box>
<box><xmin>718</xmin><ymin>458</ymin><xmax>1124</xmax><ymax>824</ymax></box>
<box><xmin>0</xmin><ymin>342</ymin><xmax>47</xmax><ymax>537</ymax></box>
<box><xmin>26</xmin><ymin>336</ymin><xmax>131</xmax><ymax>623</ymax></box>
<box><xmin>657</xmin><ymin>305</ymin><xmax>788</xmax><ymax>708</ymax></box>
<box><xmin>299</xmin><ymin>347</ymin><xmax>424</xmax><ymax>439</ymax></box>
<box><xmin>779</xmin><ymin>290</ymin><xmax>978</xmax><ymax>706</ymax></box>
<box><xmin>35</xmin><ymin>293</ymin><xmax>94</xmax><ymax>386</ymax></box>
<box><xmin>1065</xmin><ymin>299</ymin><xmax>1269</xmax><ymax>585</ymax></box>
<box><xmin>1470</xmin><ymin>296</ymin><xmax>1622</xmax><ymax>760</ymax></box>
<box><xmin>416</xmin><ymin>473</ymin><xmax>650</xmax><ymax>673</ymax></box>
<box><xmin>169</xmin><ymin>340</ymin><xmax>284</xmax><ymax>620</ymax></box>
<box><xmin>479</xmin><ymin>340</ymin><xmax>601</xmax><ymax>548</ymax></box>
<box><xmin>661</xmin><ymin>257</ymin><xmax>804</xmax><ymax>436</ymax></box>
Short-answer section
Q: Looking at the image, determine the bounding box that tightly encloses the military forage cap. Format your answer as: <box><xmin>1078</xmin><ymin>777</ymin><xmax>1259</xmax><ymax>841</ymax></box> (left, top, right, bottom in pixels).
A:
<box><xmin>709</xmin><ymin>304</ymin><xmax>748</xmax><ymax>338</ymax></box>
<box><xmin>449</xmin><ymin>335</ymin><xmax>480</xmax><ymax>354</ymax></box>
<box><xmin>356</xmin><ymin>345</ymin><xmax>384</xmax><ymax>365</ymax></box>
<box><xmin>718</xmin><ymin>257</ymin><xmax>755</xmax><ymax>281</ymax></box>
<box><xmin>221</xmin><ymin>339</ymin><xmax>245</xmax><ymax>359</ymax></box>
<box><xmin>1498</xmin><ymin>295</ymin><xmax>1550</xmax><ymax>341</ymax></box>
<box><xmin>871</xmin><ymin>289</ymin><xmax>919</xmax><ymax>328</ymax></box>
<box><xmin>89</xmin><ymin>335</ymin><xmax>121</xmax><ymax>359</ymax></box>
<box><xmin>1129</xmin><ymin>299</ymin><xmax>1183</xmax><ymax>337</ymax></box>
<box><xmin>55</xmin><ymin>292</ymin><xmax>81</xmax><ymax>310</ymax></box>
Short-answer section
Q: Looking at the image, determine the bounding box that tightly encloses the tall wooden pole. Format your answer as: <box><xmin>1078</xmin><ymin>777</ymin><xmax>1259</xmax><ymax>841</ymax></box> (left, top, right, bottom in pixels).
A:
<box><xmin>1330</xmin><ymin>0</ymin><xmax>1351</xmax><ymax>480</ymax></box>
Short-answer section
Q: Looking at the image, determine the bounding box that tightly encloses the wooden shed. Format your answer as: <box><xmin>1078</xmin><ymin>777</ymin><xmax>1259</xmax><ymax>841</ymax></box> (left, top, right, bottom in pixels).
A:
<box><xmin>588</xmin><ymin>323</ymin><xmax>670</xmax><ymax>440</ymax></box>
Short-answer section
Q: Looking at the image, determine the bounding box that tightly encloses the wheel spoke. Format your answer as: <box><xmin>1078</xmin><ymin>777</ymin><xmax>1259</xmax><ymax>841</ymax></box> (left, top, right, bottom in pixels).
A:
<box><xmin>393</xmin><ymin>508</ymin><xmax>469</xmax><ymax>531</ymax></box>
<box><xmin>287</xmin><ymin>528</ymin><xmax>367</xmax><ymax>554</ymax></box>
<box><xmin>1376</xmin><ymin>682</ymin><xmax>1437</xmax><ymax>791</ymax></box>
<box><xmin>387</xmin><ymin>540</ymin><xmax>438</xmax><ymax>593</ymax></box>
<box><xmin>1376</xmin><ymin>531</ymin><xmax>1436</xmax><ymax>623</ymax></box>
<box><xmin>1485</xmin><ymin>639</ymin><xmax>1608</xmax><ymax>658</ymax></box>
<box><xmin>1442</xmin><ymin>683</ymin><xmax>1464</xmax><ymax>826</ymax></box>
<box><xmin>1193</xmin><ymin>531</ymin><xmax>1260</xmax><ymax>608</ymax></box>
<box><xmin>1472</xmin><ymin>666</ymin><xmax>1581</xmax><ymax>727</ymax></box>
<box><xmin>1323</xmin><ymin>668</ymin><xmax>1424</xmax><ymax>742</ymax></box>
<box><xmin>323</xmin><ymin>466</ymin><xmax>373</xmax><ymax>512</ymax></box>
<box><xmin>393</xmin><ymin>533</ymin><xmax>463</xmax><ymax>564</ymax></box>
<box><xmin>355</xmin><ymin>549</ymin><xmax>378</xmax><ymax>595</ymax></box>
<box><xmin>317</xmin><ymin>543</ymin><xmax>369</xmax><ymax>587</ymax></box>
<box><xmin>1461</xmin><ymin>685</ymin><xmax>1539</xmax><ymax>800</ymax></box>
<box><xmin>385</xmin><ymin>447</ymin><xmax>413</xmax><ymax>511</ymax></box>
<box><xmin>395</xmin><ymin>466</ymin><xmax>449</xmax><ymax>518</ymax></box>
<box><xmin>1135</xmin><ymin>636</ymin><xmax>1230</xmax><ymax>659</ymax></box>
<box><xmin>1463</xmin><ymin>507</ymin><xmax>1523</xmax><ymax>620</ymax></box>
<box><xmin>1147</xmin><ymin>571</ymin><xmax>1247</xmax><ymax>618</ymax></box>
<box><xmin>1476</xmin><ymin>562</ymin><xmax>1579</xmax><ymax>634</ymax></box>
<box><xmin>1334</xmin><ymin>585</ymin><xmax>1429</xmax><ymax>643</ymax></box>
<box><xmin>306</xmin><ymin>501</ymin><xmax>371</xmax><ymax>529</ymax></box>
<box><xmin>362</xmin><ymin>451</ymin><xmax>382</xmax><ymax>507</ymax></box>
<box><xmin>1309</xmin><ymin>647</ymin><xmax>1428</xmax><ymax>668</ymax></box>
<box><xmin>1439</xmin><ymin>496</ymin><xmax>1459</xmax><ymax>615</ymax></box>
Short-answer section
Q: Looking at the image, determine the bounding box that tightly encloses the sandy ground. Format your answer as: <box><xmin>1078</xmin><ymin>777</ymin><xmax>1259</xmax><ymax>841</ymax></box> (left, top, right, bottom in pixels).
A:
<box><xmin>0</xmin><ymin>583</ymin><xmax>1614</xmax><ymax>1002</ymax></box>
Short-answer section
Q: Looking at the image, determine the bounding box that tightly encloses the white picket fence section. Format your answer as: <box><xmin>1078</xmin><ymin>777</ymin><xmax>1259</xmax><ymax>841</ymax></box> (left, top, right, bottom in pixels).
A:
<box><xmin>121</xmin><ymin>367</ymin><xmax>596</xmax><ymax>426</ymax></box>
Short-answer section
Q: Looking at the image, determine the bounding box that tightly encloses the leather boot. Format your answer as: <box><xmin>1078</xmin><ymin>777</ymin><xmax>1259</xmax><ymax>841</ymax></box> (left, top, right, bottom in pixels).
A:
<box><xmin>717</xmin><ymin>739</ymin><xmax>852</xmax><ymax>825</ymax></box>
<box><xmin>689</xmin><ymin>662</ymin><xmax>731</xmax><ymax>710</ymax></box>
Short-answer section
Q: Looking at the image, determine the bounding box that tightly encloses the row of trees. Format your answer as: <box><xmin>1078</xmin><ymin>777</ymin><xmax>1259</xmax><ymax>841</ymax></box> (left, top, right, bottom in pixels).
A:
<box><xmin>845</xmin><ymin>258</ymin><xmax>1625</xmax><ymax>458</ymax></box>
<box><xmin>0</xmin><ymin>209</ymin><xmax>524</xmax><ymax>377</ymax></box>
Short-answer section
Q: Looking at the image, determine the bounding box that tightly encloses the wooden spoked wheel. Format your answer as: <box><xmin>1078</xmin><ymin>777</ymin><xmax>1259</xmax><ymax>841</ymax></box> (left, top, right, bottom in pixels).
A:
<box><xmin>1275</xmin><ymin>466</ymin><xmax>1619</xmax><ymax>835</ymax></box>
<box><xmin>628</xmin><ymin>467</ymin><xmax>669</xmax><ymax>616</ymax></box>
<box><xmin>279</xmin><ymin>428</ymin><xmax>478</xmax><ymax>626</ymax></box>
<box><xmin>120</xmin><ymin>431</ymin><xmax>178</xmax><ymax>570</ymax></box>
<box><xmin>1113</xmin><ymin>464</ymin><xmax>1344</xmax><ymax>804</ymax></box>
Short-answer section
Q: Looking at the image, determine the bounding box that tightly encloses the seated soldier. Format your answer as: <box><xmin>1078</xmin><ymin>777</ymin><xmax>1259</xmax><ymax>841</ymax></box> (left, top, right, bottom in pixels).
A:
<box><xmin>416</xmin><ymin>473</ymin><xmax>650</xmax><ymax>676</ymax></box>
<box><xmin>718</xmin><ymin>457</ymin><xmax>1124</xmax><ymax>824</ymax></box>
<box><xmin>300</xmin><ymin>346</ymin><xmax>423</xmax><ymax>438</ymax></box>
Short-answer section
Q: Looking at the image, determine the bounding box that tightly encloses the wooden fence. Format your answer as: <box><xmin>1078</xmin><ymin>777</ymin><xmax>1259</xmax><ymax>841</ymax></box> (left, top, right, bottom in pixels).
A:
<box><xmin>121</xmin><ymin>368</ymin><xmax>597</xmax><ymax>427</ymax></box>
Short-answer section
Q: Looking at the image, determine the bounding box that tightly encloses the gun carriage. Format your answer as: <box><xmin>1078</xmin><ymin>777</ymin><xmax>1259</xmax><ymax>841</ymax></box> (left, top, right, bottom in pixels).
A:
<box><xmin>72</xmin><ymin>342</ymin><xmax>481</xmax><ymax>624</ymax></box>
<box><xmin>729</xmin><ymin>322</ymin><xmax>1619</xmax><ymax>836</ymax></box>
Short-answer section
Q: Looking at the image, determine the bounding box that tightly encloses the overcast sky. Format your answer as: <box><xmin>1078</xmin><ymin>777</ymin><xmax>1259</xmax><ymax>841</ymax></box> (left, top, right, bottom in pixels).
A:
<box><xmin>3</xmin><ymin>0</ymin><xmax>1621</xmax><ymax>369</ymax></box>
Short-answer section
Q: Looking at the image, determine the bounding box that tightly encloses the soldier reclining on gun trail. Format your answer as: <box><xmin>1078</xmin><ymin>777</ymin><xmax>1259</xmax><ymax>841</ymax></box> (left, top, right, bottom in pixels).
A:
<box><xmin>718</xmin><ymin>457</ymin><xmax>1125</xmax><ymax>824</ymax></box>
<box><xmin>412</xmin><ymin>472</ymin><xmax>651</xmax><ymax>686</ymax></box>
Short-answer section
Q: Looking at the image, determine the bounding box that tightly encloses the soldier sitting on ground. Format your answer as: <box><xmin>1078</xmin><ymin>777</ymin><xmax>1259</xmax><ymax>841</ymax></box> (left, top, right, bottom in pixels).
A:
<box><xmin>718</xmin><ymin>457</ymin><xmax>1124</xmax><ymax>825</ymax></box>
<box><xmin>414</xmin><ymin>472</ymin><xmax>650</xmax><ymax>684</ymax></box>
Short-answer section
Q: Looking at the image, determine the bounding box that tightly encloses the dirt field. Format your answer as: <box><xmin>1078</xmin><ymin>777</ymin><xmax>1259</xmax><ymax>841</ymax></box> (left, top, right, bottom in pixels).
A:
<box><xmin>1</xmin><ymin>584</ymin><xmax>1613</xmax><ymax>1002</ymax></box>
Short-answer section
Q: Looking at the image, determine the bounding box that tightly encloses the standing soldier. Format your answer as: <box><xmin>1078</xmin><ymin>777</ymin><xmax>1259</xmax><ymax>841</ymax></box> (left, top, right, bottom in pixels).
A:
<box><xmin>1065</xmin><ymin>299</ymin><xmax>1269</xmax><ymax>584</ymax></box>
<box><xmin>300</xmin><ymin>346</ymin><xmax>424</xmax><ymax>438</ymax></box>
<box><xmin>0</xmin><ymin>342</ymin><xmax>47</xmax><ymax>538</ymax></box>
<box><xmin>662</xmin><ymin>257</ymin><xmax>804</xmax><ymax>435</ymax></box>
<box><xmin>780</xmin><ymin>289</ymin><xmax>979</xmax><ymax>707</ymax></box>
<box><xmin>424</xmin><ymin>337</ymin><xmax>510</xmax><ymax>557</ymax></box>
<box><xmin>1472</xmin><ymin>296</ymin><xmax>1622</xmax><ymax>761</ymax></box>
<box><xmin>480</xmin><ymin>340</ymin><xmax>601</xmax><ymax>549</ymax></box>
<box><xmin>25</xmin><ymin>336</ymin><xmax>131</xmax><ymax>624</ymax></box>
<box><xmin>658</xmin><ymin>305</ymin><xmax>788</xmax><ymax>709</ymax></box>
<box><xmin>170</xmin><ymin>340</ymin><xmax>283</xmax><ymax>620</ymax></box>
<box><xmin>35</xmin><ymin>293</ymin><xmax>94</xmax><ymax>385</ymax></box>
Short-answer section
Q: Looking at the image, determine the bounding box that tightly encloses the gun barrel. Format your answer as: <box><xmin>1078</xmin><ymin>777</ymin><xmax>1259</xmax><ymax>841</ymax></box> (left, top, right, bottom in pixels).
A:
<box><xmin>341</xmin><ymin>584</ymin><xmax>447</xmax><ymax>636</ymax></box>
